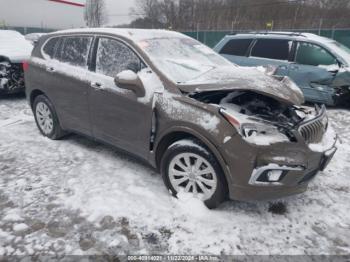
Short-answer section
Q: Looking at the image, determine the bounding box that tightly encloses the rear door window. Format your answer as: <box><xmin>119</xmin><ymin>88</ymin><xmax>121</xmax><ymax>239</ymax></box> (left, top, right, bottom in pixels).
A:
<box><xmin>95</xmin><ymin>37</ymin><xmax>144</xmax><ymax>78</ymax></box>
<box><xmin>43</xmin><ymin>37</ymin><xmax>60</xmax><ymax>59</ymax></box>
<box><xmin>58</xmin><ymin>36</ymin><xmax>93</xmax><ymax>68</ymax></box>
<box><xmin>251</xmin><ymin>39</ymin><xmax>292</xmax><ymax>61</ymax></box>
<box><xmin>219</xmin><ymin>39</ymin><xmax>253</xmax><ymax>56</ymax></box>
<box><xmin>295</xmin><ymin>42</ymin><xmax>337</xmax><ymax>66</ymax></box>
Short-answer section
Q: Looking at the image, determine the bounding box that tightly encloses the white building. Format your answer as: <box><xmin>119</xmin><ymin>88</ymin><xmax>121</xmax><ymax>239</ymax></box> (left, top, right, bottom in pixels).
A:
<box><xmin>0</xmin><ymin>0</ymin><xmax>86</xmax><ymax>30</ymax></box>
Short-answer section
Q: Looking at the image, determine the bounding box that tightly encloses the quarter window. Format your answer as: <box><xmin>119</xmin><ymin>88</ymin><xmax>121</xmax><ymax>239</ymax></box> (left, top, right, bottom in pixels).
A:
<box><xmin>43</xmin><ymin>37</ymin><xmax>60</xmax><ymax>59</ymax></box>
<box><xmin>96</xmin><ymin>38</ymin><xmax>143</xmax><ymax>78</ymax></box>
<box><xmin>59</xmin><ymin>36</ymin><xmax>93</xmax><ymax>67</ymax></box>
<box><xmin>251</xmin><ymin>39</ymin><xmax>292</xmax><ymax>61</ymax></box>
<box><xmin>220</xmin><ymin>39</ymin><xmax>253</xmax><ymax>56</ymax></box>
<box><xmin>295</xmin><ymin>42</ymin><xmax>337</xmax><ymax>66</ymax></box>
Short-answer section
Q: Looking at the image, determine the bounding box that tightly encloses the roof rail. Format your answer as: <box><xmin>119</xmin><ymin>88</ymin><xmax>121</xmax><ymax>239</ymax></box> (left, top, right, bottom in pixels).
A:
<box><xmin>229</xmin><ymin>31</ymin><xmax>307</xmax><ymax>37</ymax></box>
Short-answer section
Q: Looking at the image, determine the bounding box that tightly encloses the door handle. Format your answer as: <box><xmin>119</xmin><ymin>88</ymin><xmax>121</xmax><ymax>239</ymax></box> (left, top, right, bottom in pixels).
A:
<box><xmin>290</xmin><ymin>65</ymin><xmax>299</xmax><ymax>70</ymax></box>
<box><xmin>90</xmin><ymin>82</ymin><xmax>104</xmax><ymax>91</ymax></box>
<box><xmin>46</xmin><ymin>67</ymin><xmax>55</xmax><ymax>73</ymax></box>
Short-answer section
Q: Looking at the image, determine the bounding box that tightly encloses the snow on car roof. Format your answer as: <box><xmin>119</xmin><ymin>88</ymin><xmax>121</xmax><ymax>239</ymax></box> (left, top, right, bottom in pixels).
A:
<box><xmin>0</xmin><ymin>30</ymin><xmax>24</xmax><ymax>39</ymax></box>
<box><xmin>49</xmin><ymin>28</ymin><xmax>187</xmax><ymax>42</ymax></box>
<box><xmin>299</xmin><ymin>33</ymin><xmax>334</xmax><ymax>43</ymax></box>
<box><xmin>0</xmin><ymin>30</ymin><xmax>33</xmax><ymax>62</ymax></box>
<box><xmin>228</xmin><ymin>31</ymin><xmax>334</xmax><ymax>43</ymax></box>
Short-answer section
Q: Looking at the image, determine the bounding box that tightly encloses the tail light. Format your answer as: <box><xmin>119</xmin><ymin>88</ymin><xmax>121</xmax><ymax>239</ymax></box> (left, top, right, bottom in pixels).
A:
<box><xmin>22</xmin><ymin>61</ymin><xmax>29</xmax><ymax>72</ymax></box>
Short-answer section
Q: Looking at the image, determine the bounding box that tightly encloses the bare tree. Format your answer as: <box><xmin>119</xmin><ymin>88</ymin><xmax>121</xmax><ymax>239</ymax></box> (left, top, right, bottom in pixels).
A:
<box><xmin>130</xmin><ymin>0</ymin><xmax>350</xmax><ymax>31</ymax></box>
<box><xmin>84</xmin><ymin>0</ymin><xmax>108</xmax><ymax>27</ymax></box>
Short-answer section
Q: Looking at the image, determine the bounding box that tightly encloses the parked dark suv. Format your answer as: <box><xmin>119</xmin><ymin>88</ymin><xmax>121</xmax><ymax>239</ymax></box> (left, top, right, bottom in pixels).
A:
<box><xmin>25</xmin><ymin>28</ymin><xmax>337</xmax><ymax>208</ymax></box>
<box><xmin>214</xmin><ymin>32</ymin><xmax>350</xmax><ymax>106</ymax></box>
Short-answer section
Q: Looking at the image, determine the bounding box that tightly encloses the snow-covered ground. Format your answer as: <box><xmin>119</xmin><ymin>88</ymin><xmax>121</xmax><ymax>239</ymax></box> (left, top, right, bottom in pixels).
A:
<box><xmin>0</xmin><ymin>94</ymin><xmax>349</xmax><ymax>257</ymax></box>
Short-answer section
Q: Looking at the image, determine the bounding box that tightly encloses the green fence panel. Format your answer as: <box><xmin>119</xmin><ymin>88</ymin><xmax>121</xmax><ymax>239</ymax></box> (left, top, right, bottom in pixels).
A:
<box><xmin>333</xmin><ymin>30</ymin><xmax>350</xmax><ymax>48</ymax></box>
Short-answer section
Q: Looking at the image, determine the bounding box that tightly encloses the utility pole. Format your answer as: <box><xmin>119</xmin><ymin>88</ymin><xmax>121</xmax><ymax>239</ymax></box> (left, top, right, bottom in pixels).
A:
<box><xmin>318</xmin><ymin>18</ymin><xmax>323</xmax><ymax>35</ymax></box>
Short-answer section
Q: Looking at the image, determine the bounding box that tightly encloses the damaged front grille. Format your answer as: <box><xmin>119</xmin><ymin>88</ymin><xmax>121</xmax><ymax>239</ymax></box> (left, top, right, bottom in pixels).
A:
<box><xmin>298</xmin><ymin>106</ymin><xmax>327</xmax><ymax>144</ymax></box>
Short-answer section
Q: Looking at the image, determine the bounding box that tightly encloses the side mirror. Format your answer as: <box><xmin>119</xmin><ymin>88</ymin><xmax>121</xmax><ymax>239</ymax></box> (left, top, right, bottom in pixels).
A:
<box><xmin>114</xmin><ymin>70</ymin><xmax>145</xmax><ymax>97</ymax></box>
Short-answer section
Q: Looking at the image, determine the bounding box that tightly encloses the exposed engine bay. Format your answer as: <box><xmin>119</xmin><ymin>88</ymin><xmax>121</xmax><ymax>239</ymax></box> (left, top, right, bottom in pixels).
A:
<box><xmin>0</xmin><ymin>61</ymin><xmax>25</xmax><ymax>94</ymax></box>
<box><xmin>190</xmin><ymin>90</ymin><xmax>327</xmax><ymax>145</ymax></box>
<box><xmin>190</xmin><ymin>91</ymin><xmax>310</xmax><ymax>128</ymax></box>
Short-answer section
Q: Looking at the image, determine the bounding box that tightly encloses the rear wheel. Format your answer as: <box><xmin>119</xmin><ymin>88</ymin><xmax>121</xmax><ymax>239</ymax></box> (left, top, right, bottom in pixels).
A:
<box><xmin>161</xmin><ymin>139</ymin><xmax>227</xmax><ymax>209</ymax></box>
<box><xmin>33</xmin><ymin>95</ymin><xmax>66</xmax><ymax>140</ymax></box>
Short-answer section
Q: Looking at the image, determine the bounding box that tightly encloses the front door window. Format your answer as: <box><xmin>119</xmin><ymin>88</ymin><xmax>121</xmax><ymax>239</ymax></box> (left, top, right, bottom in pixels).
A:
<box><xmin>96</xmin><ymin>38</ymin><xmax>144</xmax><ymax>78</ymax></box>
<box><xmin>295</xmin><ymin>42</ymin><xmax>338</xmax><ymax>66</ymax></box>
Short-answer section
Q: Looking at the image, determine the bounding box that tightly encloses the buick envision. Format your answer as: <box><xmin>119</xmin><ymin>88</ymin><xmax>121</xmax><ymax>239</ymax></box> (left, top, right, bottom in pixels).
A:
<box><xmin>25</xmin><ymin>29</ymin><xmax>337</xmax><ymax>208</ymax></box>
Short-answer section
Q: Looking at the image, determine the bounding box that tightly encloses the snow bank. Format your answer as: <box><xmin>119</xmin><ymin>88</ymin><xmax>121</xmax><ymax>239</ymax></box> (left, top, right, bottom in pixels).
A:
<box><xmin>174</xmin><ymin>192</ymin><xmax>211</xmax><ymax>218</ymax></box>
<box><xmin>13</xmin><ymin>223</ymin><xmax>29</xmax><ymax>233</ymax></box>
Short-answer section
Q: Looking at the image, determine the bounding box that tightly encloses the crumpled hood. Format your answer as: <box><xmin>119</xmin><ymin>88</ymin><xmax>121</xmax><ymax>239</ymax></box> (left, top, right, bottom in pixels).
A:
<box><xmin>332</xmin><ymin>67</ymin><xmax>350</xmax><ymax>87</ymax></box>
<box><xmin>178</xmin><ymin>66</ymin><xmax>305</xmax><ymax>105</ymax></box>
<box><xmin>0</xmin><ymin>37</ymin><xmax>33</xmax><ymax>62</ymax></box>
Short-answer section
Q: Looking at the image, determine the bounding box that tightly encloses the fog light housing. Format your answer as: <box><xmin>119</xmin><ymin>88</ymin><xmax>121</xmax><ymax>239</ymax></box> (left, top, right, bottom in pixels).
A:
<box><xmin>267</xmin><ymin>170</ymin><xmax>283</xmax><ymax>182</ymax></box>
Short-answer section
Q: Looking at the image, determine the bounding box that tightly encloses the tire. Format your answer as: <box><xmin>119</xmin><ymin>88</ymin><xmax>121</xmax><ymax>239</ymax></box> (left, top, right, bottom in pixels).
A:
<box><xmin>161</xmin><ymin>138</ymin><xmax>228</xmax><ymax>209</ymax></box>
<box><xmin>33</xmin><ymin>95</ymin><xmax>66</xmax><ymax>140</ymax></box>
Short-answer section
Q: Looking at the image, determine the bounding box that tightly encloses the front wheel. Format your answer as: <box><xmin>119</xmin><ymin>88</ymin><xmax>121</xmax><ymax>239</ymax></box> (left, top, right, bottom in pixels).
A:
<box><xmin>161</xmin><ymin>139</ymin><xmax>227</xmax><ymax>209</ymax></box>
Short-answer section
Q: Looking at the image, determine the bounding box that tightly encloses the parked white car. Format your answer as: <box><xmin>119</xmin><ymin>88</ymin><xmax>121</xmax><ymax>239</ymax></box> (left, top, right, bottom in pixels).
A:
<box><xmin>0</xmin><ymin>30</ymin><xmax>33</xmax><ymax>94</ymax></box>
<box><xmin>25</xmin><ymin>33</ymin><xmax>47</xmax><ymax>45</ymax></box>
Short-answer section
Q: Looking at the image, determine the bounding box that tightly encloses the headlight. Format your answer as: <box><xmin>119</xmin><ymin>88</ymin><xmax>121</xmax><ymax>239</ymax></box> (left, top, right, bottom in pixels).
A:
<box><xmin>220</xmin><ymin>108</ymin><xmax>290</xmax><ymax>145</ymax></box>
<box><xmin>241</xmin><ymin>123</ymin><xmax>281</xmax><ymax>138</ymax></box>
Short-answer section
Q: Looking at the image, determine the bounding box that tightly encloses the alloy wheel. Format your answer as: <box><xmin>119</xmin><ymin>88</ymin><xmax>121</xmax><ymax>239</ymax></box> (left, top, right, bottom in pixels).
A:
<box><xmin>35</xmin><ymin>102</ymin><xmax>54</xmax><ymax>135</ymax></box>
<box><xmin>168</xmin><ymin>152</ymin><xmax>218</xmax><ymax>200</ymax></box>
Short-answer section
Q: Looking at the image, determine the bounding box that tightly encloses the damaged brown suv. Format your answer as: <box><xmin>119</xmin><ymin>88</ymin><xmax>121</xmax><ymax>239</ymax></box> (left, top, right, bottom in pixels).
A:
<box><xmin>25</xmin><ymin>29</ymin><xmax>338</xmax><ymax>208</ymax></box>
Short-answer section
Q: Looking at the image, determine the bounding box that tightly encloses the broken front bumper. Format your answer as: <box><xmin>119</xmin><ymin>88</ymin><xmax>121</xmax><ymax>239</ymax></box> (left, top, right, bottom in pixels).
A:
<box><xmin>230</xmin><ymin>144</ymin><xmax>337</xmax><ymax>201</ymax></box>
<box><xmin>221</xmin><ymin>120</ymin><xmax>338</xmax><ymax>201</ymax></box>
<box><xmin>249</xmin><ymin>146</ymin><xmax>337</xmax><ymax>186</ymax></box>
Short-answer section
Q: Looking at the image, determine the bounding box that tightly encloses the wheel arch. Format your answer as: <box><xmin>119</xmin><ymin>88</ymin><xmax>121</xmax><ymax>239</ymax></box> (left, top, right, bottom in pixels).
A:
<box><xmin>29</xmin><ymin>89</ymin><xmax>45</xmax><ymax>108</ymax></box>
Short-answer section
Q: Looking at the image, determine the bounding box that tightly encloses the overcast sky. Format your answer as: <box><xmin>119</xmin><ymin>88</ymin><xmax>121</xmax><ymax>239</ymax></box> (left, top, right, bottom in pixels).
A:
<box><xmin>0</xmin><ymin>0</ymin><xmax>136</xmax><ymax>29</ymax></box>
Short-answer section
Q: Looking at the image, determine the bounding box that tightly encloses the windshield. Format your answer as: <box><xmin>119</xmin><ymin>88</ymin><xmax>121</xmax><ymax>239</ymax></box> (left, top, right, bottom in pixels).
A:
<box><xmin>138</xmin><ymin>37</ymin><xmax>234</xmax><ymax>83</ymax></box>
<box><xmin>325</xmin><ymin>41</ymin><xmax>350</xmax><ymax>65</ymax></box>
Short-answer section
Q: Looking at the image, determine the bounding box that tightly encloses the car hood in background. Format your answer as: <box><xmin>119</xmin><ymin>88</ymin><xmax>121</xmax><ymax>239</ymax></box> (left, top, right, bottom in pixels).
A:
<box><xmin>178</xmin><ymin>66</ymin><xmax>305</xmax><ymax>105</ymax></box>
